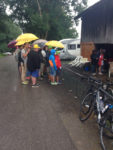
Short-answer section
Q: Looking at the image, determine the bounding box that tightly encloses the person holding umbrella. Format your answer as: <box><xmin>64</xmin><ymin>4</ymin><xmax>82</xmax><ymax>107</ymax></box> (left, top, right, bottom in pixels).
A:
<box><xmin>21</xmin><ymin>42</ymin><xmax>31</xmax><ymax>84</ymax></box>
<box><xmin>14</xmin><ymin>43</ymin><xmax>24</xmax><ymax>75</ymax></box>
<box><xmin>16</xmin><ymin>33</ymin><xmax>39</xmax><ymax>85</ymax></box>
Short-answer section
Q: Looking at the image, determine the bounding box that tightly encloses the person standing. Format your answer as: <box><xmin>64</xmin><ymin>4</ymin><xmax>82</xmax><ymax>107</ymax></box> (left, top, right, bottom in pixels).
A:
<box><xmin>90</xmin><ymin>49</ymin><xmax>99</xmax><ymax>75</ymax></box>
<box><xmin>49</xmin><ymin>49</ymin><xmax>57</xmax><ymax>85</ymax></box>
<box><xmin>45</xmin><ymin>46</ymin><xmax>52</xmax><ymax>80</ymax></box>
<box><xmin>21</xmin><ymin>42</ymin><xmax>31</xmax><ymax>84</ymax></box>
<box><xmin>27</xmin><ymin>44</ymin><xmax>41</xmax><ymax>87</ymax></box>
<box><xmin>98</xmin><ymin>49</ymin><xmax>104</xmax><ymax>75</ymax></box>
<box><xmin>55</xmin><ymin>51</ymin><xmax>62</xmax><ymax>84</ymax></box>
<box><xmin>14</xmin><ymin>42</ymin><xmax>25</xmax><ymax>77</ymax></box>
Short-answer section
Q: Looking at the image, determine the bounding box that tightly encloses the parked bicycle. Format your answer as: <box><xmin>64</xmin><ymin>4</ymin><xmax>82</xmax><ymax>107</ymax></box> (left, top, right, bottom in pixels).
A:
<box><xmin>79</xmin><ymin>76</ymin><xmax>113</xmax><ymax>150</ymax></box>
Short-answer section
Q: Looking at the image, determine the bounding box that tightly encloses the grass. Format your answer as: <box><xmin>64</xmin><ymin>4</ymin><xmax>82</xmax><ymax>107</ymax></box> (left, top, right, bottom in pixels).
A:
<box><xmin>0</xmin><ymin>53</ymin><xmax>5</xmax><ymax>58</ymax></box>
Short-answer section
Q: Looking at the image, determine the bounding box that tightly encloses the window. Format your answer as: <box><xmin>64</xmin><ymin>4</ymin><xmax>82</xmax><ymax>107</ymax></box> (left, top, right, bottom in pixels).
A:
<box><xmin>77</xmin><ymin>44</ymin><xmax>80</xmax><ymax>48</ymax></box>
<box><xmin>68</xmin><ymin>44</ymin><xmax>76</xmax><ymax>50</ymax></box>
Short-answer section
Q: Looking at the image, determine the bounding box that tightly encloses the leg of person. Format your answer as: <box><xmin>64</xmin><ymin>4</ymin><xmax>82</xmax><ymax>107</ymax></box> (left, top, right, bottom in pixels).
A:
<box><xmin>31</xmin><ymin>76</ymin><xmax>37</xmax><ymax>85</ymax></box>
<box><xmin>21</xmin><ymin>63</ymin><xmax>29</xmax><ymax>84</ymax></box>
<box><xmin>56</xmin><ymin>75</ymin><xmax>59</xmax><ymax>82</ymax></box>
<box><xmin>50</xmin><ymin>67</ymin><xmax>57</xmax><ymax>85</ymax></box>
<box><xmin>40</xmin><ymin>63</ymin><xmax>45</xmax><ymax>77</ymax></box>
<box><xmin>21</xmin><ymin>62</ymin><xmax>25</xmax><ymax>82</ymax></box>
<box><xmin>47</xmin><ymin>66</ymin><xmax>50</xmax><ymax>81</ymax></box>
<box><xmin>18</xmin><ymin>62</ymin><xmax>22</xmax><ymax>76</ymax></box>
<box><xmin>31</xmin><ymin>70</ymin><xmax>40</xmax><ymax>87</ymax></box>
<box><xmin>26</xmin><ymin>71</ymin><xmax>31</xmax><ymax>80</ymax></box>
<box><xmin>91</xmin><ymin>64</ymin><xmax>96</xmax><ymax>75</ymax></box>
<box><xmin>56</xmin><ymin>69</ymin><xmax>61</xmax><ymax>84</ymax></box>
<box><xmin>99</xmin><ymin>65</ymin><xmax>103</xmax><ymax>75</ymax></box>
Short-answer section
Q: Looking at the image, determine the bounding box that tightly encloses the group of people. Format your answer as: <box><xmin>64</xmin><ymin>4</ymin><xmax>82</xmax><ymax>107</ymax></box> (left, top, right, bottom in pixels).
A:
<box><xmin>90</xmin><ymin>48</ymin><xmax>109</xmax><ymax>75</ymax></box>
<box><xmin>14</xmin><ymin>42</ymin><xmax>62</xmax><ymax>87</ymax></box>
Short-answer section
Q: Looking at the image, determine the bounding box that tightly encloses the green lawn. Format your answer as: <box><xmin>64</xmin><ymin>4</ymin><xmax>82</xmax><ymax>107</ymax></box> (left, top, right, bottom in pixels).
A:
<box><xmin>0</xmin><ymin>53</ymin><xmax>5</xmax><ymax>58</ymax></box>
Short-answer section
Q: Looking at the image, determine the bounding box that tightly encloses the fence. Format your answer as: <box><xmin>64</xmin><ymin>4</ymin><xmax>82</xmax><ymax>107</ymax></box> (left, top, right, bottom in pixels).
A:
<box><xmin>62</xmin><ymin>67</ymin><xmax>91</xmax><ymax>102</ymax></box>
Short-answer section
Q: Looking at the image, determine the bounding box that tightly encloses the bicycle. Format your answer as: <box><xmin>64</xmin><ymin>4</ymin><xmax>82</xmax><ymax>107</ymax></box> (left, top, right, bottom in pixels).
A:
<box><xmin>79</xmin><ymin>76</ymin><xmax>113</xmax><ymax>150</ymax></box>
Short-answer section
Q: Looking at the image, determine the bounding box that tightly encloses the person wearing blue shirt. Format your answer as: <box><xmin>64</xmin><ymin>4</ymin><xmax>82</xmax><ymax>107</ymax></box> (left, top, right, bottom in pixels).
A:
<box><xmin>49</xmin><ymin>49</ymin><xmax>57</xmax><ymax>85</ymax></box>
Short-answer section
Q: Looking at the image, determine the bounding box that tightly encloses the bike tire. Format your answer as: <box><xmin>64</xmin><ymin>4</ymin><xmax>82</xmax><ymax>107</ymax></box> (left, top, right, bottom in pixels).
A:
<box><xmin>100</xmin><ymin>117</ymin><xmax>113</xmax><ymax>150</ymax></box>
<box><xmin>79</xmin><ymin>92</ymin><xmax>94</xmax><ymax>122</ymax></box>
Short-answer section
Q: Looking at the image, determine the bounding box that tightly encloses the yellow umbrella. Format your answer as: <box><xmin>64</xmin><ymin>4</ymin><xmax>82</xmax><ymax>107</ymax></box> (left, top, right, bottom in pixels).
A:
<box><xmin>45</xmin><ymin>40</ymin><xmax>64</xmax><ymax>48</ymax></box>
<box><xmin>16</xmin><ymin>33</ymin><xmax>39</xmax><ymax>43</ymax></box>
<box><xmin>15</xmin><ymin>41</ymin><xmax>25</xmax><ymax>46</ymax></box>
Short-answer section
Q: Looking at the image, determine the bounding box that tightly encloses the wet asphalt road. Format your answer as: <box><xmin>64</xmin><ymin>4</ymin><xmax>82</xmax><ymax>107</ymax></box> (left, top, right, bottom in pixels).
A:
<box><xmin>0</xmin><ymin>56</ymin><xmax>102</xmax><ymax>150</ymax></box>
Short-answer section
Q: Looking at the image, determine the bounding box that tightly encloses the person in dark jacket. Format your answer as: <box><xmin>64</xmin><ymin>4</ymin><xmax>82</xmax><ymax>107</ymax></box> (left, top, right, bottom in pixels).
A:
<box><xmin>90</xmin><ymin>49</ymin><xmax>99</xmax><ymax>75</ymax></box>
<box><xmin>27</xmin><ymin>44</ymin><xmax>41</xmax><ymax>87</ymax></box>
<box><xmin>45</xmin><ymin>46</ymin><xmax>52</xmax><ymax>80</ymax></box>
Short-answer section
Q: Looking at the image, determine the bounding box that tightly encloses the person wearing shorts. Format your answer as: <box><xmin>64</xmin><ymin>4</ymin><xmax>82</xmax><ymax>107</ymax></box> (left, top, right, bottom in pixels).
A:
<box><xmin>55</xmin><ymin>51</ymin><xmax>62</xmax><ymax>84</ymax></box>
<box><xmin>26</xmin><ymin>70</ymin><xmax>39</xmax><ymax>78</ymax></box>
<box><xmin>49</xmin><ymin>49</ymin><xmax>57</xmax><ymax>85</ymax></box>
<box><xmin>27</xmin><ymin>44</ymin><xmax>41</xmax><ymax>87</ymax></box>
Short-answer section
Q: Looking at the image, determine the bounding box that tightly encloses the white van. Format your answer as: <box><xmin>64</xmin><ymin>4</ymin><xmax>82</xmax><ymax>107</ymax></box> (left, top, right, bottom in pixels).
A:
<box><xmin>59</xmin><ymin>39</ymin><xmax>80</xmax><ymax>60</ymax></box>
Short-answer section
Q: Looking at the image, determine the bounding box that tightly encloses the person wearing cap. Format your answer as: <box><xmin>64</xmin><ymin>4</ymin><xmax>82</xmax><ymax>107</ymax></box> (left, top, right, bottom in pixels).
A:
<box><xmin>55</xmin><ymin>51</ymin><xmax>62</xmax><ymax>84</ymax></box>
<box><xmin>27</xmin><ymin>44</ymin><xmax>41</xmax><ymax>87</ymax></box>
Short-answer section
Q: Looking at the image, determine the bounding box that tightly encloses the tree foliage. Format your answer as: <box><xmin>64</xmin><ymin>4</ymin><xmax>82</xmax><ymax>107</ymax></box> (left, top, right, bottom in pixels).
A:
<box><xmin>0</xmin><ymin>0</ymin><xmax>22</xmax><ymax>52</ymax></box>
<box><xmin>0</xmin><ymin>0</ymin><xmax>88</xmax><ymax>52</ymax></box>
<box><xmin>7</xmin><ymin>0</ymin><xmax>87</xmax><ymax>40</ymax></box>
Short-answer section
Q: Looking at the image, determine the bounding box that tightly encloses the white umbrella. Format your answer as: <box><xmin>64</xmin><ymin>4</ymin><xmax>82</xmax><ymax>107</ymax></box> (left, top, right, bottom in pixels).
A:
<box><xmin>33</xmin><ymin>39</ymin><xmax>48</xmax><ymax>48</ymax></box>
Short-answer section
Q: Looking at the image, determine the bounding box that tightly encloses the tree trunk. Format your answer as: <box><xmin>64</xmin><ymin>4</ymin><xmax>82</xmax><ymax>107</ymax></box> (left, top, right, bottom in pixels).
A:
<box><xmin>36</xmin><ymin>0</ymin><xmax>42</xmax><ymax>17</ymax></box>
<box><xmin>45</xmin><ymin>31</ymin><xmax>48</xmax><ymax>39</ymax></box>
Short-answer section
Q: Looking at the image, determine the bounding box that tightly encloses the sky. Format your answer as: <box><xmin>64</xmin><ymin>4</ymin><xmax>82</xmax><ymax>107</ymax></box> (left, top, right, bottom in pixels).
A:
<box><xmin>88</xmin><ymin>0</ymin><xmax>100</xmax><ymax>7</ymax></box>
<box><xmin>76</xmin><ymin>0</ymin><xmax>100</xmax><ymax>38</ymax></box>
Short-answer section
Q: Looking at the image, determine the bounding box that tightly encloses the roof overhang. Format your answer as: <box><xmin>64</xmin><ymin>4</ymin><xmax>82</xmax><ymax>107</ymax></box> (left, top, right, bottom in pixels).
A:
<box><xmin>74</xmin><ymin>0</ymin><xmax>103</xmax><ymax>20</ymax></box>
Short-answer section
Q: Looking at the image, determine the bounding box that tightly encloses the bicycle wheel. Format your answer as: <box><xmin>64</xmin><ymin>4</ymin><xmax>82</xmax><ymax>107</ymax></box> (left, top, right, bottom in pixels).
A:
<box><xmin>100</xmin><ymin>115</ymin><xmax>113</xmax><ymax>150</ymax></box>
<box><xmin>79</xmin><ymin>92</ymin><xmax>94</xmax><ymax>122</ymax></box>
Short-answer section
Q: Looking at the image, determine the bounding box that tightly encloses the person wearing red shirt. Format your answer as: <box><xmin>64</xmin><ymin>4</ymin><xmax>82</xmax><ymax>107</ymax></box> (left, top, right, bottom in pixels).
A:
<box><xmin>98</xmin><ymin>49</ymin><xmax>104</xmax><ymax>75</ymax></box>
<box><xmin>55</xmin><ymin>51</ymin><xmax>62</xmax><ymax>84</ymax></box>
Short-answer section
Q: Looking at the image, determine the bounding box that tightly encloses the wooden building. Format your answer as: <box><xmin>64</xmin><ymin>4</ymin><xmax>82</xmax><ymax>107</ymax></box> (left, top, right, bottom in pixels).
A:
<box><xmin>75</xmin><ymin>0</ymin><xmax>113</xmax><ymax>61</ymax></box>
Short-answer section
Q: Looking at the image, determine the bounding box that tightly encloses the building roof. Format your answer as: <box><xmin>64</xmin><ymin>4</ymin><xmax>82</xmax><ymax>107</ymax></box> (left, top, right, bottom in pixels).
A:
<box><xmin>74</xmin><ymin>0</ymin><xmax>106</xmax><ymax>20</ymax></box>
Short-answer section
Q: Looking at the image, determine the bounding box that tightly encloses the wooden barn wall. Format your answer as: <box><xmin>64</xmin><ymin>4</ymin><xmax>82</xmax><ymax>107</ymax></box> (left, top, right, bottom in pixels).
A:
<box><xmin>81</xmin><ymin>42</ymin><xmax>95</xmax><ymax>61</ymax></box>
<box><xmin>81</xmin><ymin>0</ymin><xmax>113</xmax><ymax>44</ymax></box>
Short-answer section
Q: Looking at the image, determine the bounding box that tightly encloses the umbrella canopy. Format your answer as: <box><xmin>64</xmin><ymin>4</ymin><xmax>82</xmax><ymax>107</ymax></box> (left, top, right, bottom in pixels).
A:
<box><xmin>45</xmin><ymin>40</ymin><xmax>64</xmax><ymax>48</ymax></box>
<box><xmin>8</xmin><ymin>40</ymin><xmax>17</xmax><ymax>48</ymax></box>
<box><xmin>15</xmin><ymin>41</ymin><xmax>25</xmax><ymax>46</ymax></box>
<box><xmin>16</xmin><ymin>33</ymin><xmax>39</xmax><ymax>43</ymax></box>
<box><xmin>33</xmin><ymin>39</ymin><xmax>48</xmax><ymax>48</ymax></box>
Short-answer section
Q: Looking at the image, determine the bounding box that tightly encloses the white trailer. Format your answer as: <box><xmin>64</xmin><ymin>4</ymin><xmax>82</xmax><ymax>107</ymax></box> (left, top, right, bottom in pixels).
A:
<box><xmin>59</xmin><ymin>39</ymin><xmax>80</xmax><ymax>60</ymax></box>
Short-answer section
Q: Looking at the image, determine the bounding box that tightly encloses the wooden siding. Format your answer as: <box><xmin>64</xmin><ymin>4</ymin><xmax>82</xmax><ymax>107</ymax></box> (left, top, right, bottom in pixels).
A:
<box><xmin>81</xmin><ymin>42</ymin><xmax>95</xmax><ymax>61</ymax></box>
<box><xmin>81</xmin><ymin>0</ymin><xmax>113</xmax><ymax>44</ymax></box>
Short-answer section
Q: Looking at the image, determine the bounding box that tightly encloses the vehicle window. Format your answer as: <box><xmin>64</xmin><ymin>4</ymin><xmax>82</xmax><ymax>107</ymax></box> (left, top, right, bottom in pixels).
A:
<box><xmin>77</xmin><ymin>44</ymin><xmax>80</xmax><ymax>48</ymax></box>
<box><xmin>68</xmin><ymin>44</ymin><xmax>76</xmax><ymax>50</ymax></box>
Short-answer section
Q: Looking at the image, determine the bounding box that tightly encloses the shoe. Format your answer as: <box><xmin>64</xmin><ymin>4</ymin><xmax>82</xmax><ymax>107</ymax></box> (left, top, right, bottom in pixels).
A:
<box><xmin>57</xmin><ymin>82</ymin><xmax>62</xmax><ymax>85</ymax></box>
<box><xmin>92</xmin><ymin>73</ymin><xmax>96</xmax><ymax>76</ymax></box>
<box><xmin>51</xmin><ymin>82</ymin><xmax>58</xmax><ymax>85</ymax></box>
<box><xmin>32</xmin><ymin>83</ymin><xmax>40</xmax><ymax>88</ymax></box>
<box><xmin>22</xmin><ymin>81</ymin><xmax>29</xmax><ymax>85</ymax></box>
<box><xmin>98</xmin><ymin>72</ymin><xmax>103</xmax><ymax>75</ymax></box>
<box><xmin>40</xmin><ymin>77</ymin><xmax>43</xmax><ymax>81</ymax></box>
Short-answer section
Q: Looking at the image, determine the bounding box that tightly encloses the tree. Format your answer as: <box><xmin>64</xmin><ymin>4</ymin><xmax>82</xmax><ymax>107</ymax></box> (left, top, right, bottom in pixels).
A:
<box><xmin>7</xmin><ymin>0</ymin><xmax>88</xmax><ymax>40</ymax></box>
<box><xmin>0</xmin><ymin>0</ymin><xmax>22</xmax><ymax>52</ymax></box>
